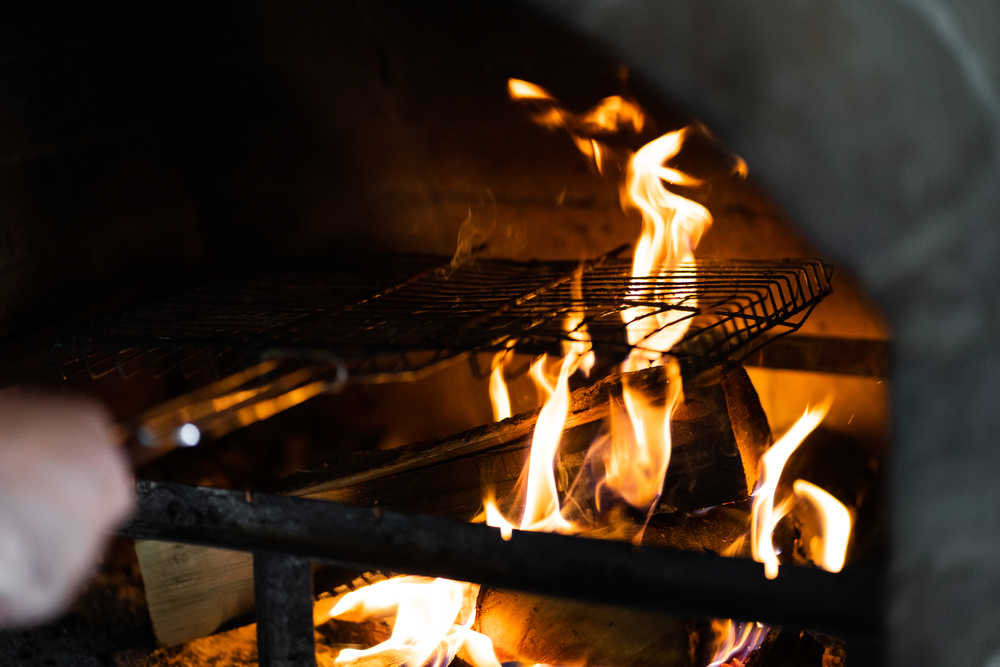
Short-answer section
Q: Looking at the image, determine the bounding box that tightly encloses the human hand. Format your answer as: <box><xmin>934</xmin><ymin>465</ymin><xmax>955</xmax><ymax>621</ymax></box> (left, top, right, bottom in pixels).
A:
<box><xmin>0</xmin><ymin>392</ymin><xmax>134</xmax><ymax>628</ymax></box>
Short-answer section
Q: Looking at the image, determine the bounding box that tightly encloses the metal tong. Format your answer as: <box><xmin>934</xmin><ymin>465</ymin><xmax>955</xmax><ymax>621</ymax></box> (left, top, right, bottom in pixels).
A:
<box><xmin>118</xmin><ymin>356</ymin><xmax>347</xmax><ymax>466</ymax></box>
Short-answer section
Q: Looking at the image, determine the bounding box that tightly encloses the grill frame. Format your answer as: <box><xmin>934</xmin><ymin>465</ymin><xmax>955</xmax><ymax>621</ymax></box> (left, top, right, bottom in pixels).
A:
<box><xmin>52</xmin><ymin>251</ymin><xmax>833</xmax><ymax>383</ymax></box>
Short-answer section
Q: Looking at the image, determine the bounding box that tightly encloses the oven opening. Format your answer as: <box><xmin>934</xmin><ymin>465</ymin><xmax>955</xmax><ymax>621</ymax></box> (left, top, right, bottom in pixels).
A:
<box><xmin>0</xmin><ymin>2</ymin><xmax>925</xmax><ymax>666</ymax></box>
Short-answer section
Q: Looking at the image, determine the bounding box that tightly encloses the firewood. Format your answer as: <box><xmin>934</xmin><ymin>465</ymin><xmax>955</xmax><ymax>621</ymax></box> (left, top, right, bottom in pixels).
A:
<box><xmin>279</xmin><ymin>359</ymin><xmax>770</xmax><ymax>517</ymax></box>
<box><xmin>135</xmin><ymin>360</ymin><xmax>770</xmax><ymax>645</ymax></box>
<box><xmin>473</xmin><ymin>586</ymin><xmax>709</xmax><ymax>667</ymax></box>
<box><xmin>742</xmin><ymin>627</ymin><xmax>846</xmax><ymax>667</ymax></box>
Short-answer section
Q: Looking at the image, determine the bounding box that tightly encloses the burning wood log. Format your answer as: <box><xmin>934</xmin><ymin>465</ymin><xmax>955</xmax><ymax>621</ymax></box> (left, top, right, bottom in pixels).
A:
<box><xmin>279</xmin><ymin>359</ymin><xmax>770</xmax><ymax>517</ymax></box>
<box><xmin>134</xmin><ymin>360</ymin><xmax>770</xmax><ymax>645</ymax></box>
<box><xmin>472</xmin><ymin>587</ymin><xmax>710</xmax><ymax>667</ymax></box>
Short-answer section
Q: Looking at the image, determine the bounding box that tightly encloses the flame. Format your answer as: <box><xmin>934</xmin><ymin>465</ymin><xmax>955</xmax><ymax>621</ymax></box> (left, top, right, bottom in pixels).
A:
<box><xmin>707</xmin><ymin>619</ymin><xmax>768</xmax><ymax>667</ymax></box>
<box><xmin>602</xmin><ymin>359</ymin><xmax>683</xmax><ymax>512</ymax></box>
<box><xmin>604</xmin><ymin>125</ymin><xmax>712</xmax><ymax>518</ymax></box>
<box><xmin>508</xmin><ymin>78</ymin><xmax>645</xmax><ymax>173</ymax></box>
<box><xmin>793</xmin><ymin>480</ymin><xmax>852</xmax><ymax>573</ymax></box>
<box><xmin>621</xmin><ymin>126</ymin><xmax>712</xmax><ymax>366</ymax></box>
<box><xmin>316</xmin><ymin>576</ymin><xmax>501</xmax><ymax>667</ymax></box>
<box><xmin>489</xmin><ymin>352</ymin><xmax>512</xmax><ymax>422</ymax></box>
<box><xmin>507</xmin><ymin>78</ymin><xmax>553</xmax><ymax>101</ymax></box>
<box><xmin>750</xmin><ymin>398</ymin><xmax>833</xmax><ymax>579</ymax></box>
<box><xmin>502</xmin><ymin>81</ymin><xmax>722</xmax><ymax>529</ymax></box>
<box><xmin>518</xmin><ymin>354</ymin><xmax>577</xmax><ymax>533</ymax></box>
<box><xmin>484</xmin><ymin>494</ymin><xmax>515</xmax><ymax>541</ymax></box>
<box><xmin>564</xmin><ymin>268</ymin><xmax>595</xmax><ymax>377</ymax></box>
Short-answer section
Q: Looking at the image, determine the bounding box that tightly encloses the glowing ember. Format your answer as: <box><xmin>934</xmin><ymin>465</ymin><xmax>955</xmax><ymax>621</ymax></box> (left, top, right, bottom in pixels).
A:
<box><xmin>315</xmin><ymin>576</ymin><xmax>501</xmax><ymax>667</ymax></box>
<box><xmin>706</xmin><ymin>619</ymin><xmax>768</xmax><ymax>667</ymax></box>
<box><xmin>793</xmin><ymin>479</ymin><xmax>853</xmax><ymax>573</ymax></box>
<box><xmin>750</xmin><ymin>398</ymin><xmax>833</xmax><ymax>579</ymax></box>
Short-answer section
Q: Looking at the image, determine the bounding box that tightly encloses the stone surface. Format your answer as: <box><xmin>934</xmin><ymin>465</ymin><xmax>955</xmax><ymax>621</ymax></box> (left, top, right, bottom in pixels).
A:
<box><xmin>517</xmin><ymin>1</ymin><xmax>1000</xmax><ymax>665</ymax></box>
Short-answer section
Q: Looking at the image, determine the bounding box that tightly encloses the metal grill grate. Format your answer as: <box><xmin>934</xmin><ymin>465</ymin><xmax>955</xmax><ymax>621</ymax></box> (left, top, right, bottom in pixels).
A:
<box><xmin>53</xmin><ymin>251</ymin><xmax>832</xmax><ymax>382</ymax></box>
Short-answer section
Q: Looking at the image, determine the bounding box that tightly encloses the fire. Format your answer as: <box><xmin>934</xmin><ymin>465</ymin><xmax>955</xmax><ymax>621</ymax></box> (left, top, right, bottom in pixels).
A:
<box><xmin>793</xmin><ymin>479</ymin><xmax>853</xmax><ymax>573</ymax></box>
<box><xmin>305</xmin><ymin>77</ymin><xmax>854</xmax><ymax>667</ymax></box>
<box><xmin>518</xmin><ymin>353</ymin><xmax>580</xmax><ymax>532</ymax></box>
<box><xmin>602</xmin><ymin>358</ymin><xmax>683</xmax><ymax>511</ymax></box>
<box><xmin>604</xmin><ymin>124</ymin><xmax>713</xmax><ymax>519</ymax></box>
<box><xmin>621</xmin><ymin>126</ymin><xmax>712</xmax><ymax>365</ymax></box>
<box><xmin>508</xmin><ymin>78</ymin><xmax>645</xmax><ymax>173</ymax></box>
<box><xmin>706</xmin><ymin>619</ymin><xmax>768</xmax><ymax>667</ymax></box>
<box><xmin>564</xmin><ymin>268</ymin><xmax>595</xmax><ymax>377</ymax></box>
<box><xmin>488</xmin><ymin>351</ymin><xmax>512</xmax><ymax>422</ymax></box>
<box><xmin>750</xmin><ymin>398</ymin><xmax>833</xmax><ymax>579</ymax></box>
<box><xmin>315</xmin><ymin>576</ymin><xmax>501</xmax><ymax>667</ymax></box>
<box><xmin>491</xmin><ymin>80</ymin><xmax>719</xmax><ymax>532</ymax></box>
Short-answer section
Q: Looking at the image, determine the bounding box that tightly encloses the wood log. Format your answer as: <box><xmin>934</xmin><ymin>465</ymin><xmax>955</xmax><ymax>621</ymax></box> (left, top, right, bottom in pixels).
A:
<box><xmin>135</xmin><ymin>360</ymin><xmax>770</xmax><ymax>645</ymax></box>
<box><xmin>473</xmin><ymin>586</ymin><xmax>709</xmax><ymax>667</ymax></box>
<box><xmin>743</xmin><ymin>627</ymin><xmax>847</xmax><ymax>667</ymax></box>
<box><xmin>134</xmin><ymin>541</ymin><xmax>255</xmax><ymax>646</ymax></box>
<box><xmin>278</xmin><ymin>359</ymin><xmax>770</xmax><ymax>517</ymax></box>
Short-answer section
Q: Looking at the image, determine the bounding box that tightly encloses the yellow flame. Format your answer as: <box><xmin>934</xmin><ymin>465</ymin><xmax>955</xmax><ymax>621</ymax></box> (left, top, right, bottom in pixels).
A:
<box><xmin>621</xmin><ymin>127</ymin><xmax>712</xmax><ymax>366</ymax></box>
<box><xmin>793</xmin><ymin>479</ymin><xmax>852</xmax><ymax>573</ymax></box>
<box><xmin>489</xmin><ymin>352</ymin><xmax>512</xmax><ymax>423</ymax></box>
<box><xmin>603</xmin><ymin>359</ymin><xmax>683</xmax><ymax>511</ymax></box>
<box><xmin>519</xmin><ymin>354</ymin><xmax>577</xmax><ymax>533</ymax></box>
<box><xmin>707</xmin><ymin>619</ymin><xmax>768</xmax><ymax>667</ymax></box>
<box><xmin>750</xmin><ymin>398</ymin><xmax>833</xmax><ymax>579</ymax></box>
<box><xmin>316</xmin><ymin>576</ymin><xmax>501</xmax><ymax>667</ymax></box>
<box><xmin>508</xmin><ymin>77</ymin><xmax>645</xmax><ymax>172</ymax></box>
<box><xmin>484</xmin><ymin>496</ymin><xmax>515</xmax><ymax>541</ymax></box>
<box><xmin>505</xmin><ymin>82</ymin><xmax>721</xmax><ymax>528</ymax></box>
<box><xmin>564</xmin><ymin>268</ymin><xmax>595</xmax><ymax>377</ymax></box>
<box><xmin>507</xmin><ymin>78</ymin><xmax>554</xmax><ymax>101</ymax></box>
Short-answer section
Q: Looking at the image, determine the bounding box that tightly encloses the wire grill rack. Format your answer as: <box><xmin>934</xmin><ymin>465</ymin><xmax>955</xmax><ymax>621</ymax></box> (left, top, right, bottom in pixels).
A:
<box><xmin>53</xmin><ymin>250</ymin><xmax>832</xmax><ymax>382</ymax></box>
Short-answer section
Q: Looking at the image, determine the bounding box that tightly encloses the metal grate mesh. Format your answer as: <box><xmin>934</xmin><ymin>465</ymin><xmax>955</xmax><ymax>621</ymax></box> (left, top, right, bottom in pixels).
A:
<box><xmin>53</xmin><ymin>251</ymin><xmax>832</xmax><ymax>382</ymax></box>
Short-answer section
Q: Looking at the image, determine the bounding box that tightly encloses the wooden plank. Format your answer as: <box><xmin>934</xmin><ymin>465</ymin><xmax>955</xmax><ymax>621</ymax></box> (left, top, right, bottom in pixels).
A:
<box><xmin>134</xmin><ymin>541</ymin><xmax>255</xmax><ymax>647</ymax></box>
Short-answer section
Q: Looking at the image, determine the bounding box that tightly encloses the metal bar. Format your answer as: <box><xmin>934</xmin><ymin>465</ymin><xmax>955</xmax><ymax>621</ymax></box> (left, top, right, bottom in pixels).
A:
<box><xmin>443</xmin><ymin>244</ymin><xmax>630</xmax><ymax>340</ymax></box>
<box><xmin>254</xmin><ymin>551</ymin><xmax>317</xmax><ymax>667</ymax></box>
<box><xmin>55</xmin><ymin>258</ymin><xmax>834</xmax><ymax>382</ymax></box>
<box><xmin>119</xmin><ymin>481</ymin><xmax>882</xmax><ymax>640</ymax></box>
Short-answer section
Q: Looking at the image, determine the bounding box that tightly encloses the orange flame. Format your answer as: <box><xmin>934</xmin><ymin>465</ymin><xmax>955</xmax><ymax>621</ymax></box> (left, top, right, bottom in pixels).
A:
<box><xmin>603</xmin><ymin>125</ymin><xmax>712</xmax><ymax>520</ymax></box>
<box><xmin>508</xmin><ymin>78</ymin><xmax>645</xmax><ymax>173</ymax></box>
<box><xmin>602</xmin><ymin>359</ymin><xmax>683</xmax><ymax>511</ymax></box>
<box><xmin>750</xmin><ymin>398</ymin><xmax>833</xmax><ymax>579</ymax></box>
<box><xmin>500</xmin><ymin>81</ymin><xmax>722</xmax><ymax>530</ymax></box>
<box><xmin>707</xmin><ymin>619</ymin><xmax>768</xmax><ymax>667</ymax></box>
<box><xmin>793</xmin><ymin>480</ymin><xmax>853</xmax><ymax>573</ymax></box>
<box><xmin>621</xmin><ymin>126</ymin><xmax>712</xmax><ymax>366</ymax></box>
<box><xmin>518</xmin><ymin>354</ymin><xmax>577</xmax><ymax>533</ymax></box>
<box><xmin>489</xmin><ymin>352</ymin><xmax>512</xmax><ymax>423</ymax></box>
<box><xmin>564</xmin><ymin>268</ymin><xmax>595</xmax><ymax>377</ymax></box>
<box><xmin>315</xmin><ymin>576</ymin><xmax>501</xmax><ymax>667</ymax></box>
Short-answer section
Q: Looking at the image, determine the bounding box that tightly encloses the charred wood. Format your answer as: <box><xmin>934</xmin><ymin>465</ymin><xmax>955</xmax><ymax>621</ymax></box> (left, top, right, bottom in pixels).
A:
<box><xmin>278</xmin><ymin>360</ymin><xmax>771</xmax><ymax>517</ymax></box>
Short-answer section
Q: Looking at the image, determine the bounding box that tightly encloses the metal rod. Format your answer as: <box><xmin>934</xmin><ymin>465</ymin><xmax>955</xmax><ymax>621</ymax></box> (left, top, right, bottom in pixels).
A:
<box><xmin>119</xmin><ymin>481</ymin><xmax>882</xmax><ymax>640</ymax></box>
<box><xmin>254</xmin><ymin>552</ymin><xmax>317</xmax><ymax>667</ymax></box>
